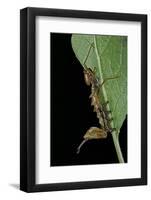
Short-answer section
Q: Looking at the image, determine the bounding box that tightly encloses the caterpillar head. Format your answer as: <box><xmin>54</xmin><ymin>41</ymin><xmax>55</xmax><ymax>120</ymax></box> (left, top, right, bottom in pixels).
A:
<box><xmin>83</xmin><ymin>68</ymin><xmax>94</xmax><ymax>86</ymax></box>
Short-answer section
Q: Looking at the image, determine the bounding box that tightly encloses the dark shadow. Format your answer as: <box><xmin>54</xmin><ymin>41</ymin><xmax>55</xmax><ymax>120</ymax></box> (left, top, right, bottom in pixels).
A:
<box><xmin>9</xmin><ymin>183</ymin><xmax>19</xmax><ymax>190</ymax></box>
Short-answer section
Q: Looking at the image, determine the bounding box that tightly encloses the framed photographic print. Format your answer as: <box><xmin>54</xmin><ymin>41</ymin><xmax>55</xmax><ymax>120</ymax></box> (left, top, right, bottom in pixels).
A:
<box><xmin>20</xmin><ymin>7</ymin><xmax>147</xmax><ymax>192</ymax></box>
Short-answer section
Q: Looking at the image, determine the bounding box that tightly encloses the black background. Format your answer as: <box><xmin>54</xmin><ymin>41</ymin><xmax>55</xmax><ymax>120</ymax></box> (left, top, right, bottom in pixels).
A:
<box><xmin>51</xmin><ymin>33</ymin><xmax>127</xmax><ymax>166</ymax></box>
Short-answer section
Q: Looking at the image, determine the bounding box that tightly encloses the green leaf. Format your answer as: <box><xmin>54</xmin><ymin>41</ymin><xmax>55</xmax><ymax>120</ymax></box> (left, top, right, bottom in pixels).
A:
<box><xmin>71</xmin><ymin>34</ymin><xmax>127</xmax><ymax>137</ymax></box>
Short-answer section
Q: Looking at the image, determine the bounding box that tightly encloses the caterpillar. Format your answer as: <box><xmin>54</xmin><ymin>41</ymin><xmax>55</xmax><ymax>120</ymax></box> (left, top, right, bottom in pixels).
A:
<box><xmin>77</xmin><ymin>68</ymin><xmax>115</xmax><ymax>154</ymax></box>
<box><xmin>76</xmin><ymin>43</ymin><xmax>118</xmax><ymax>154</ymax></box>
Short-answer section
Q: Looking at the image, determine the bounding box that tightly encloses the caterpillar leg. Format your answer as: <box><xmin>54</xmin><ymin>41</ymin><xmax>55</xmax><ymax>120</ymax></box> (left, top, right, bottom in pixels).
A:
<box><xmin>108</xmin><ymin>117</ymin><xmax>113</xmax><ymax>122</ymax></box>
<box><xmin>102</xmin><ymin>101</ymin><xmax>109</xmax><ymax>107</ymax></box>
<box><xmin>102</xmin><ymin>102</ymin><xmax>112</xmax><ymax>119</ymax></box>
<box><xmin>83</xmin><ymin>42</ymin><xmax>94</xmax><ymax>66</ymax></box>
<box><xmin>100</xmin><ymin>74</ymin><xmax>120</xmax><ymax>88</ymax></box>
<box><xmin>107</xmin><ymin>125</ymin><xmax>116</xmax><ymax>133</ymax></box>
<box><xmin>104</xmin><ymin>110</ymin><xmax>112</xmax><ymax>116</ymax></box>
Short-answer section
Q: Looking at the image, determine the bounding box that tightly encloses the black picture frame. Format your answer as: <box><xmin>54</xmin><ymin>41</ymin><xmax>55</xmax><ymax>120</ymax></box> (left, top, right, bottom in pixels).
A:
<box><xmin>20</xmin><ymin>7</ymin><xmax>147</xmax><ymax>192</ymax></box>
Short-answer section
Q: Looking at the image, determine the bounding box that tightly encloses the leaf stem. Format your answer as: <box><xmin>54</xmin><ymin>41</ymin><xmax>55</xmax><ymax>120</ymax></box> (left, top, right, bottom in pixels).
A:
<box><xmin>93</xmin><ymin>36</ymin><xmax>124</xmax><ymax>163</ymax></box>
<box><xmin>112</xmin><ymin>133</ymin><xmax>124</xmax><ymax>163</ymax></box>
